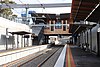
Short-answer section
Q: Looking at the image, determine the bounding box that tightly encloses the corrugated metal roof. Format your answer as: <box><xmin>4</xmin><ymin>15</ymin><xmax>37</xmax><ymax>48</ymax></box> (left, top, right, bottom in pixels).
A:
<box><xmin>70</xmin><ymin>0</ymin><xmax>99</xmax><ymax>22</ymax></box>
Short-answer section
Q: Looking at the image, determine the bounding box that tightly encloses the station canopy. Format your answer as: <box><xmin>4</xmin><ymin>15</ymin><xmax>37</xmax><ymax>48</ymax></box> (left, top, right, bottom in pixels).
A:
<box><xmin>69</xmin><ymin>24</ymin><xmax>96</xmax><ymax>34</ymax></box>
<box><xmin>70</xmin><ymin>0</ymin><xmax>100</xmax><ymax>22</ymax></box>
<box><xmin>69</xmin><ymin>0</ymin><xmax>100</xmax><ymax>34</ymax></box>
<box><xmin>9</xmin><ymin>31</ymin><xmax>31</xmax><ymax>35</ymax></box>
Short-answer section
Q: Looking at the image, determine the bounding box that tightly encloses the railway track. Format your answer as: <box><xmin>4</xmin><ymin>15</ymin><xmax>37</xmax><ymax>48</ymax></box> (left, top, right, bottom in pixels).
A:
<box><xmin>19</xmin><ymin>46</ymin><xmax>64</xmax><ymax>67</ymax></box>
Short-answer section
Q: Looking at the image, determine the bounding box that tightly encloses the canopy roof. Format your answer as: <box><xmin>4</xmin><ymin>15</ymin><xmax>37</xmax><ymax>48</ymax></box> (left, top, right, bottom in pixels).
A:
<box><xmin>9</xmin><ymin>31</ymin><xmax>31</xmax><ymax>35</ymax></box>
<box><xmin>69</xmin><ymin>24</ymin><xmax>96</xmax><ymax>34</ymax></box>
<box><xmin>71</xmin><ymin>0</ymin><xmax>99</xmax><ymax>22</ymax></box>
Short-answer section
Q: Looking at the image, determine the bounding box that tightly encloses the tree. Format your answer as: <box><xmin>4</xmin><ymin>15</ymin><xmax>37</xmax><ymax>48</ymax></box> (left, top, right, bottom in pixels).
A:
<box><xmin>0</xmin><ymin>0</ymin><xmax>16</xmax><ymax>18</ymax></box>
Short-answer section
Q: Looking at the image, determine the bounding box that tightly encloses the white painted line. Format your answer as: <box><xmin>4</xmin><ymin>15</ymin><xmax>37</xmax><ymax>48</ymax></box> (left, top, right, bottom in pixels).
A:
<box><xmin>54</xmin><ymin>45</ymin><xmax>67</xmax><ymax>67</ymax></box>
<box><xmin>0</xmin><ymin>45</ymin><xmax>47</xmax><ymax>65</ymax></box>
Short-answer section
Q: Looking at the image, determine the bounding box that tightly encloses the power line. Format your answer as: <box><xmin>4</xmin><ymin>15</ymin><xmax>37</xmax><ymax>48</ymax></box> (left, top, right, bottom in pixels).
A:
<box><xmin>3</xmin><ymin>0</ymin><xmax>52</xmax><ymax>21</ymax></box>
<box><xmin>36</xmin><ymin>0</ymin><xmax>52</xmax><ymax>20</ymax></box>
<box><xmin>18</xmin><ymin>0</ymin><xmax>24</xmax><ymax>4</ymax></box>
<box><xmin>18</xmin><ymin>0</ymin><xmax>39</xmax><ymax>17</ymax></box>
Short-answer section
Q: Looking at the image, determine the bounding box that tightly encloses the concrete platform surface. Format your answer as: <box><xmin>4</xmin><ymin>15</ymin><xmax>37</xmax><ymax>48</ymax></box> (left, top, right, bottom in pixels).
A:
<box><xmin>69</xmin><ymin>45</ymin><xmax>100</xmax><ymax>67</ymax></box>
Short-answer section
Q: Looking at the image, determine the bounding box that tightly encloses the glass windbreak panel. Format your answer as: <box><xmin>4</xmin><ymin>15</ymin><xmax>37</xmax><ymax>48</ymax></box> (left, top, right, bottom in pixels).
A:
<box><xmin>55</xmin><ymin>22</ymin><xmax>62</xmax><ymax>29</ymax></box>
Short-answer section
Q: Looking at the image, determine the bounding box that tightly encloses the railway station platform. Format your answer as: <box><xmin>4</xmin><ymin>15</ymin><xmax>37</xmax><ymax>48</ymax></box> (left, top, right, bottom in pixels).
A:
<box><xmin>1</xmin><ymin>44</ymin><xmax>100</xmax><ymax>67</ymax></box>
<box><xmin>0</xmin><ymin>45</ymin><xmax>47</xmax><ymax>66</ymax></box>
<box><xmin>65</xmin><ymin>45</ymin><xmax>100</xmax><ymax>67</ymax></box>
<box><xmin>1</xmin><ymin>0</ymin><xmax>100</xmax><ymax>67</ymax></box>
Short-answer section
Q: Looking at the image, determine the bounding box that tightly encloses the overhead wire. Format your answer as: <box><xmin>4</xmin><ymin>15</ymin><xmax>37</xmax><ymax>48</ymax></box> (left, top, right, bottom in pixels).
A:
<box><xmin>18</xmin><ymin>0</ymin><xmax>52</xmax><ymax>20</ymax></box>
<box><xmin>18</xmin><ymin>0</ymin><xmax>24</xmax><ymax>4</ymax></box>
<box><xmin>18</xmin><ymin>0</ymin><xmax>39</xmax><ymax>17</ymax></box>
<box><xmin>36</xmin><ymin>0</ymin><xmax>52</xmax><ymax>20</ymax></box>
<box><xmin>1</xmin><ymin>0</ymin><xmax>52</xmax><ymax>21</ymax></box>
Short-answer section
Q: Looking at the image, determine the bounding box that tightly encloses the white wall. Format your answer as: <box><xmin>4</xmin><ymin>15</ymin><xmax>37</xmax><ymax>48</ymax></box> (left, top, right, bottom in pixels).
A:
<box><xmin>0</xmin><ymin>17</ymin><xmax>32</xmax><ymax>50</ymax></box>
<box><xmin>0</xmin><ymin>45</ymin><xmax>47</xmax><ymax>65</ymax></box>
<box><xmin>91</xmin><ymin>24</ymin><xmax>99</xmax><ymax>52</ymax></box>
<box><xmin>88</xmin><ymin>30</ymin><xmax>91</xmax><ymax>49</ymax></box>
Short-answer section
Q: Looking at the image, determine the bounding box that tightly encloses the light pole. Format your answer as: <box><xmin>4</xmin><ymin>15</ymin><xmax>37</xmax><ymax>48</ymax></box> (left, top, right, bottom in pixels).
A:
<box><xmin>6</xmin><ymin>28</ymin><xmax>9</xmax><ymax>50</ymax></box>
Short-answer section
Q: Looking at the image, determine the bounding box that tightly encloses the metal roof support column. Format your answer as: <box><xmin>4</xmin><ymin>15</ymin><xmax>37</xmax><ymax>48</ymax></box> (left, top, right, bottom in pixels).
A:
<box><xmin>12</xmin><ymin>34</ymin><xmax>14</xmax><ymax>49</ymax></box>
<box><xmin>73</xmin><ymin>26</ymin><xmax>81</xmax><ymax>34</ymax></box>
<box><xmin>6</xmin><ymin>28</ymin><xmax>8</xmax><ymax>50</ymax></box>
<box><xmin>25</xmin><ymin>7</ymin><xmax>29</xmax><ymax>25</ymax></box>
<box><xmin>23</xmin><ymin>35</ymin><xmax>26</xmax><ymax>47</ymax></box>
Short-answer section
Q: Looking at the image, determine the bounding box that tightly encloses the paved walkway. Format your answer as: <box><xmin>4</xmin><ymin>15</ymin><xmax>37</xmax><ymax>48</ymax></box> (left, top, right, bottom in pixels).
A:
<box><xmin>65</xmin><ymin>45</ymin><xmax>100</xmax><ymax>67</ymax></box>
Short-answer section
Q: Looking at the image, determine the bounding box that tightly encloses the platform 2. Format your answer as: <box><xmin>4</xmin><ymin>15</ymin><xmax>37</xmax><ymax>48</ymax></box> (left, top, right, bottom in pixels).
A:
<box><xmin>65</xmin><ymin>45</ymin><xmax>100</xmax><ymax>67</ymax></box>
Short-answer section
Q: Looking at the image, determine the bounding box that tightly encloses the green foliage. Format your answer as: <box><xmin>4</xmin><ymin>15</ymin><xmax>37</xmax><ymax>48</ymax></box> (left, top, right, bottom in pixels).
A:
<box><xmin>12</xmin><ymin>14</ymin><xmax>17</xmax><ymax>17</ymax></box>
<box><xmin>0</xmin><ymin>0</ymin><xmax>16</xmax><ymax>18</ymax></box>
<box><xmin>0</xmin><ymin>8</ymin><xmax>13</xmax><ymax>15</ymax></box>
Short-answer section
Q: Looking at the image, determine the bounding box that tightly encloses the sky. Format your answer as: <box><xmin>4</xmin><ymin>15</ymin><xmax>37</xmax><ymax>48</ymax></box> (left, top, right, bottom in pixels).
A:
<box><xmin>11</xmin><ymin>0</ymin><xmax>72</xmax><ymax>17</ymax></box>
